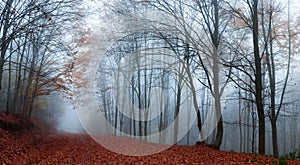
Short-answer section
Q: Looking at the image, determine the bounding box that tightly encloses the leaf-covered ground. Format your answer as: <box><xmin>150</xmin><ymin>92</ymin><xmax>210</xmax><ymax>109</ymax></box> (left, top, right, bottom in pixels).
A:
<box><xmin>1</xmin><ymin>113</ymin><xmax>299</xmax><ymax>165</ymax></box>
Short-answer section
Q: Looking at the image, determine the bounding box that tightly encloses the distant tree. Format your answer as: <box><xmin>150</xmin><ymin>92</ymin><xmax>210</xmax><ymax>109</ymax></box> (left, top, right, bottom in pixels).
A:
<box><xmin>260</xmin><ymin>0</ymin><xmax>292</xmax><ymax>157</ymax></box>
<box><xmin>225</xmin><ymin>0</ymin><xmax>265</xmax><ymax>154</ymax></box>
<box><xmin>145</xmin><ymin>0</ymin><xmax>233</xmax><ymax>149</ymax></box>
<box><xmin>227</xmin><ymin>0</ymin><xmax>295</xmax><ymax>155</ymax></box>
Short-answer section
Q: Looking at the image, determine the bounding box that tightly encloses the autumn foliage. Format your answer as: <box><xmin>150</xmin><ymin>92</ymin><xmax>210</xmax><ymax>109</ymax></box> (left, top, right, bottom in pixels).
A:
<box><xmin>0</xmin><ymin>112</ymin><xmax>299</xmax><ymax>164</ymax></box>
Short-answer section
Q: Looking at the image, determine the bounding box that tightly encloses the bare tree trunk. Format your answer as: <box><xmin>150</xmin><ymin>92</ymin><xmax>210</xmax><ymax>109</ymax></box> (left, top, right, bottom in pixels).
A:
<box><xmin>5</xmin><ymin>43</ymin><xmax>12</xmax><ymax>115</ymax></box>
<box><xmin>13</xmin><ymin>34</ymin><xmax>28</xmax><ymax>113</ymax></box>
<box><xmin>211</xmin><ymin>0</ymin><xmax>223</xmax><ymax>150</ymax></box>
<box><xmin>251</xmin><ymin>108</ymin><xmax>256</xmax><ymax>153</ymax></box>
<box><xmin>238</xmin><ymin>86</ymin><xmax>243</xmax><ymax>152</ymax></box>
<box><xmin>269</xmin><ymin>0</ymin><xmax>292</xmax><ymax>157</ymax></box>
<box><xmin>213</xmin><ymin>93</ymin><xmax>223</xmax><ymax>149</ymax></box>
<box><xmin>261</xmin><ymin>1</ymin><xmax>278</xmax><ymax>156</ymax></box>
<box><xmin>270</xmin><ymin>119</ymin><xmax>278</xmax><ymax>157</ymax></box>
<box><xmin>23</xmin><ymin>36</ymin><xmax>37</xmax><ymax>117</ymax></box>
<box><xmin>252</xmin><ymin>0</ymin><xmax>265</xmax><ymax>155</ymax></box>
<box><xmin>174</xmin><ymin>64</ymin><xmax>183</xmax><ymax>144</ymax></box>
<box><xmin>132</xmin><ymin>80</ymin><xmax>136</xmax><ymax>136</ymax></box>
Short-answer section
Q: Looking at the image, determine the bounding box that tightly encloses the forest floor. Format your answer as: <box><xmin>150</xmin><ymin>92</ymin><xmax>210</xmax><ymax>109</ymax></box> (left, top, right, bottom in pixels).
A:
<box><xmin>0</xmin><ymin>113</ymin><xmax>299</xmax><ymax>165</ymax></box>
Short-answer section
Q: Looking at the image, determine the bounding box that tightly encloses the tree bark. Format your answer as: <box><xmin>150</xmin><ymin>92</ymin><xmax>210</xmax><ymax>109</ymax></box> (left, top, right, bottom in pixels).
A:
<box><xmin>212</xmin><ymin>0</ymin><xmax>223</xmax><ymax>150</ymax></box>
<box><xmin>252</xmin><ymin>0</ymin><xmax>265</xmax><ymax>155</ymax></box>
<box><xmin>271</xmin><ymin>119</ymin><xmax>278</xmax><ymax>157</ymax></box>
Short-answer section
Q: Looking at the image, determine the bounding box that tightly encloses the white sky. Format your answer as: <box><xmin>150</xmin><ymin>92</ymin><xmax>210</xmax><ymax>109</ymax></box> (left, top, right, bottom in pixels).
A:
<box><xmin>81</xmin><ymin>0</ymin><xmax>300</xmax><ymax>26</ymax></box>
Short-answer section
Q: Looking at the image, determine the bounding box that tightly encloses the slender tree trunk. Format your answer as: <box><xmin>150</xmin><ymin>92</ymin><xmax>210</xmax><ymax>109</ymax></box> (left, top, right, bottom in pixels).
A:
<box><xmin>271</xmin><ymin>119</ymin><xmax>278</xmax><ymax>157</ymax></box>
<box><xmin>269</xmin><ymin>0</ymin><xmax>292</xmax><ymax>157</ymax></box>
<box><xmin>13</xmin><ymin>35</ymin><xmax>27</xmax><ymax>113</ymax></box>
<box><xmin>132</xmin><ymin>79</ymin><xmax>136</xmax><ymax>136</ymax></box>
<box><xmin>238</xmin><ymin>86</ymin><xmax>243</xmax><ymax>152</ymax></box>
<box><xmin>213</xmin><ymin>95</ymin><xmax>223</xmax><ymax>149</ymax></box>
<box><xmin>252</xmin><ymin>109</ymin><xmax>256</xmax><ymax>153</ymax></box>
<box><xmin>136</xmin><ymin>43</ymin><xmax>143</xmax><ymax>138</ymax></box>
<box><xmin>159</xmin><ymin>69</ymin><xmax>168</xmax><ymax>144</ymax></box>
<box><xmin>114</xmin><ymin>107</ymin><xmax>118</xmax><ymax>135</ymax></box>
<box><xmin>23</xmin><ymin>44</ymin><xmax>37</xmax><ymax>117</ymax></box>
<box><xmin>5</xmin><ymin>44</ymin><xmax>12</xmax><ymax>115</ymax></box>
<box><xmin>261</xmin><ymin>0</ymin><xmax>278</xmax><ymax>156</ymax></box>
<box><xmin>184</xmin><ymin>42</ymin><xmax>202</xmax><ymax>138</ymax></box>
<box><xmin>211</xmin><ymin>0</ymin><xmax>223</xmax><ymax>149</ymax></box>
<box><xmin>252</xmin><ymin>0</ymin><xmax>265</xmax><ymax>155</ymax></box>
<box><xmin>174</xmin><ymin>64</ymin><xmax>183</xmax><ymax>144</ymax></box>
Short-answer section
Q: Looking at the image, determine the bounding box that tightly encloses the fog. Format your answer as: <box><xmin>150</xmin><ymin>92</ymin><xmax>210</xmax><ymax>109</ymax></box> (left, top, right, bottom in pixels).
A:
<box><xmin>56</xmin><ymin>104</ymin><xmax>84</xmax><ymax>133</ymax></box>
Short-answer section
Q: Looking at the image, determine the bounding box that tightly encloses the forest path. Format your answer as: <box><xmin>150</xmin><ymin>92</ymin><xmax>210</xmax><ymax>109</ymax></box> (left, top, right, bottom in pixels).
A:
<box><xmin>1</xmin><ymin>113</ymin><xmax>300</xmax><ymax>164</ymax></box>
